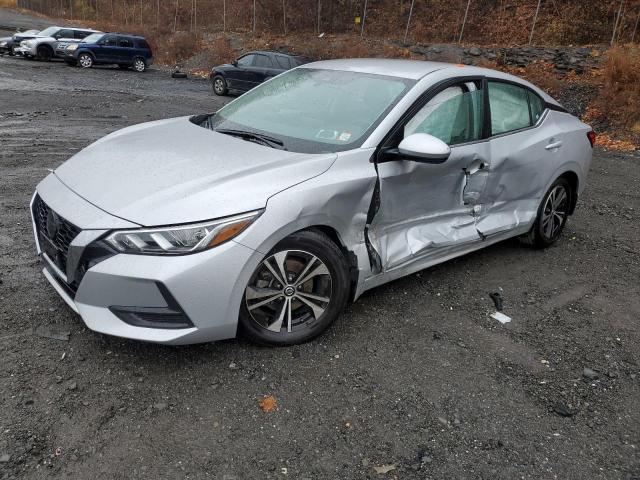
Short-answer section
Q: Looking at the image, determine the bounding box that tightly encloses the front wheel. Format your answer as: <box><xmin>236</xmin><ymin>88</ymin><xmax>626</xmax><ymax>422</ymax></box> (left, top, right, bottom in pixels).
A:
<box><xmin>212</xmin><ymin>75</ymin><xmax>228</xmax><ymax>95</ymax></box>
<box><xmin>520</xmin><ymin>177</ymin><xmax>571</xmax><ymax>248</ymax></box>
<box><xmin>36</xmin><ymin>45</ymin><xmax>52</xmax><ymax>61</ymax></box>
<box><xmin>239</xmin><ymin>230</ymin><xmax>350</xmax><ymax>346</ymax></box>
<box><xmin>78</xmin><ymin>53</ymin><xmax>93</xmax><ymax>68</ymax></box>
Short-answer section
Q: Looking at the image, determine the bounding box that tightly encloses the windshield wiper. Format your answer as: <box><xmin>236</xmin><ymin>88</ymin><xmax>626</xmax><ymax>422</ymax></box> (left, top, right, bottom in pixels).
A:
<box><xmin>215</xmin><ymin>128</ymin><xmax>286</xmax><ymax>149</ymax></box>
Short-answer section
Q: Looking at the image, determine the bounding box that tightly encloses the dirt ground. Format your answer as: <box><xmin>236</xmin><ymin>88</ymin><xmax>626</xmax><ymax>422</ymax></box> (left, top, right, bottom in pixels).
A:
<box><xmin>1</xmin><ymin>8</ymin><xmax>640</xmax><ymax>480</ymax></box>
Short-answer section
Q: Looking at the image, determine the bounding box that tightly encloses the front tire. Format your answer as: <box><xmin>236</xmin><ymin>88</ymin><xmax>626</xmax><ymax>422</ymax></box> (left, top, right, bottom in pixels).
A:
<box><xmin>78</xmin><ymin>53</ymin><xmax>93</xmax><ymax>68</ymax></box>
<box><xmin>239</xmin><ymin>230</ymin><xmax>350</xmax><ymax>346</ymax></box>
<box><xmin>212</xmin><ymin>75</ymin><xmax>228</xmax><ymax>96</ymax></box>
<box><xmin>520</xmin><ymin>177</ymin><xmax>571</xmax><ymax>248</ymax></box>
<box><xmin>36</xmin><ymin>45</ymin><xmax>53</xmax><ymax>61</ymax></box>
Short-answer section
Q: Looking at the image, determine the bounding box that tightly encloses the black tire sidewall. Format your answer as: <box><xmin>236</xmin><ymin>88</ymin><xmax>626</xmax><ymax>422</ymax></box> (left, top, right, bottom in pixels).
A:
<box><xmin>37</xmin><ymin>46</ymin><xmax>52</xmax><ymax>61</ymax></box>
<box><xmin>239</xmin><ymin>231</ymin><xmax>349</xmax><ymax>346</ymax></box>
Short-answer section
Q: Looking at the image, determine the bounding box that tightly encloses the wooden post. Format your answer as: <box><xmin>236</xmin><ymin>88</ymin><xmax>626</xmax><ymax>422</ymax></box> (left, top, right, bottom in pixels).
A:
<box><xmin>529</xmin><ymin>0</ymin><xmax>542</xmax><ymax>45</ymax></box>
<box><xmin>403</xmin><ymin>0</ymin><xmax>415</xmax><ymax>43</ymax></box>
<box><xmin>611</xmin><ymin>0</ymin><xmax>624</xmax><ymax>45</ymax></box>
<box><xmin>632</xmin><ymin>9</ymin><xmax>640</xmax><ymax>43</ymax></box>
<box><xmin>361</xmin><ymin>0</ymin><xmax>368</xmax><ymax>37</ymax></box>
<box><xmin>458</xmin><ymin>0</ymin><xmax>472</xmax><ymax>44</ymax></box>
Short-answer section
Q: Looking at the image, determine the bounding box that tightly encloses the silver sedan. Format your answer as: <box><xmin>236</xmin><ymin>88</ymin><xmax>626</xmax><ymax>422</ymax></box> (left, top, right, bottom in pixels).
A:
<box><xmin>30</xmin><ymin>59</ymin><xmax>594</xmax><ymax>345</ymax></box>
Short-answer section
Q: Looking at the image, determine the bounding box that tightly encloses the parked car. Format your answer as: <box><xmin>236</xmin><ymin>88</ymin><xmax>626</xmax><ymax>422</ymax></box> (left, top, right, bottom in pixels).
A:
<box><xmin>30</xmin><ymin>59</ymin><xmax>594</xmax><ymax>346</ymax></box>
<box><xmin>63</xmin><ymin>32</ymin><xmax>153</xmax><ymax>72</ymax></box>
<box><xmin>210</xmin><ymin>50</ymin><xmax>310</xmax><ymax>95</ymax></box>
<box><xmin>0</xmin><ymin>29</ymin><xmax>39</xmax><ymax>56</ymax></box>
<box><xmin>15</xmin><ymin>26</ymin><xmax>99</xmax><ymax>60</ymax></box>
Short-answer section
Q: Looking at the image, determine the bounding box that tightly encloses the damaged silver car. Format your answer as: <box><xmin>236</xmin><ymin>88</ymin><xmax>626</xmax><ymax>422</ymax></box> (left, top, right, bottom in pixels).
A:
<box><xmin>31</xmin><ymin>59</ymin><xmax>594</xmax><ymax>346</ymax></box>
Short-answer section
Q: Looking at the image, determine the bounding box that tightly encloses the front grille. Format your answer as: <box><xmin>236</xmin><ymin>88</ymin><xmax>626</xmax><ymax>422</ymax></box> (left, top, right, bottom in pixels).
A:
<box><xmin>32</xmin><ymin>194</ymin><xmax>81</xmax><ymax>277</ymax></box>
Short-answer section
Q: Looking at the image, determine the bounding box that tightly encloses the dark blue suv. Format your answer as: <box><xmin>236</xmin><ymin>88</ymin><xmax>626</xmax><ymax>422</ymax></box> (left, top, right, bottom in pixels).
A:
<box><xmin>64</xmin><ymin>33</ymin><xmax>153</xmax><ymax>72</ymax></box>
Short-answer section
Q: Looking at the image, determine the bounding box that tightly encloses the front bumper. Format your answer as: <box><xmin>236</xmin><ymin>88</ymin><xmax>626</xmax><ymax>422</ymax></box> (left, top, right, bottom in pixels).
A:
<box><xmin>15</xmin><ymin>45</ymin><xmax>35</xmax><ymax>56</ymax></box>
<box><xmin>32</xmin><ymin>175</ymin><xmax>263</xmax><ymax>345</ymax></box>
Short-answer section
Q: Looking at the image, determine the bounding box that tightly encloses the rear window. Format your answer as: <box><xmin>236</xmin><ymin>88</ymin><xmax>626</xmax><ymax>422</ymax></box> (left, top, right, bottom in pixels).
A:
<box><xmin>528</xmin><ymin>91</ymin><xmax>546</xmax><ymax>124</ymax></box>
<box><xmin>135</xmin><ymin>39</ymin><xmax>150</xmax><ymax>50</ymax></box>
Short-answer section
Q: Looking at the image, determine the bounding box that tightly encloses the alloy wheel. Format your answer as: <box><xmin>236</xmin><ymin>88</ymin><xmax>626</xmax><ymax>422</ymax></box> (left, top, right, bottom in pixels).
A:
<box><xmin>79</xmin><ymin>54</ymin><xmax>92</xmax><ymax>68</ymax></box>
<box><xmin>214</xmin><ymin>78</ymin><xmax>225</xmax><ymax>94</ymax></box>
<box><xmin>245</xmin><ymin>249</ymin><xmax>332</xmax><ymax>333</ymax></box>
<box><xmin>541</xmin><ymin>184</ymin><xmax>568</xmax><ymax>240</ymax></box>
<box><xmin>133</xmin><ymin>59</ymin><xmax>145</xmax><ymax>72</ymax></box>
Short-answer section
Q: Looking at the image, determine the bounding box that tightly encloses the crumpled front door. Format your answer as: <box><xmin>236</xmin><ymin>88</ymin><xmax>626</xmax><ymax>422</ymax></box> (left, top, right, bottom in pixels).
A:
<box><xmin>368</xmin><ymin>141</ymin><xmax>491</xmax><ymax>272</ymax></box>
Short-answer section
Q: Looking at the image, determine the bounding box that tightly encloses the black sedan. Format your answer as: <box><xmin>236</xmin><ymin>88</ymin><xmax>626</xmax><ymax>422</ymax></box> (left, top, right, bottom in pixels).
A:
<box><xmin>209</xmin><ymin>50</ymin><xmax>310</xmax><ymax>96</ymax></box>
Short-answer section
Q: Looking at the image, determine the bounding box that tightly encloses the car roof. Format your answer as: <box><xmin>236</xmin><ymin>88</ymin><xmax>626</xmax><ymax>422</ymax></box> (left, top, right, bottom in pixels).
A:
<box><xmin>104</xmin><ymin>33</ymin><xmax>147</xmax><ymax>39</ymax></box>
<box><xmin>299</xmin><ymin>58</ymin><xmax>560</xmax><ymax>105</ymax></box>
<box><xmin>53</xmin><ymin>26</ymin><xmax>100</xmax><ymax>32</ymax></box>
<box><xmin>245</xmin><ymin>50</ymin><xmax>303</xmax><ymax>58</ymax></box>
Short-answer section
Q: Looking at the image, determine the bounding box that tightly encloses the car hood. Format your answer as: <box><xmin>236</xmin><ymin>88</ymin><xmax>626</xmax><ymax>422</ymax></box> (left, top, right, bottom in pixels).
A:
<box><xmin>54</xmin><ymin>117</ymin><xmax>337</xmax><ymax>226</ymax></box>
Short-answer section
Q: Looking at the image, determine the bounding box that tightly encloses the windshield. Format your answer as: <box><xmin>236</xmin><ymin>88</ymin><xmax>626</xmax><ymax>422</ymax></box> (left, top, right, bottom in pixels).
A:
<box><xmin>38</xmin><ymin>27</ymin><xmax>60</xmax><ymax>37</ymax></box>
<box><xmin>82</xmin><ymin>33</ymin><xmax>104</xmax><ymax>43</ymax></box>
<box><xmin>199</xmin><ymin>68</ymin><xmax>414</xmax><ymax>153</ymax></box>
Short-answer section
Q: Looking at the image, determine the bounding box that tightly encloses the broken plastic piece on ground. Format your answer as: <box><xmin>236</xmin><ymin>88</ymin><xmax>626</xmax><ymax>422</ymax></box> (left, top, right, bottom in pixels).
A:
<box><xmin>489</xmin><ymin>292</ymin><xmax>504</xmax><ymax>311</ymax></box>
<box><xmin>491</xmin><ymin>311</ymin><xmax>511</xmax><ymax>324</ymax></box>
<box><xmin>259</xmin><ymin>395</ymin><xmax>277</xmax><ymax>412</ymax></box>
<box><xmin>373</xmin><ymin>464</ymin><xmax>396</xmax><ymax>474</ymax></box>
<box><xmin>171</xmin><ymin>71</ymin><xmax>188</xmax><ymax>79</ymax></box>
<box><xmin>33</xmin><ymin>325</ymin><xmax>70</xmax><ymax>341</ymax></box>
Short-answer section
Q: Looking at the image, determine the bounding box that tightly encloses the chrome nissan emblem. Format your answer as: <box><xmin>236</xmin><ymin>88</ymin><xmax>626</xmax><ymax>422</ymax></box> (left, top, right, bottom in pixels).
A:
<box><xmin>283</xmin><ymin>286</ymin><xmax>295</xmax><ymax>297</ymax></box>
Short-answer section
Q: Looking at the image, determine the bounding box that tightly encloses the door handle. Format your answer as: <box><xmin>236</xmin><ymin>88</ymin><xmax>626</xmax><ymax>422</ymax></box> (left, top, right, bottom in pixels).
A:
<box><xmin>545</xmin><ymin>141</ymin><xmax>563</xmax><ymax>150</ymax></box>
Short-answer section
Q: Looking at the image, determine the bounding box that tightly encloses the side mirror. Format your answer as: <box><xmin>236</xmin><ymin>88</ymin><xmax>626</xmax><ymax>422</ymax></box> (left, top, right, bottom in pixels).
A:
<box><xmin>378</xmin><ymin>133</ymin><xmax>451</xmax><ymax>164</ymax></box>
<box><xmin>397</xmin><ymin>133</ymin><xmax>451</xmax><ymax>163</ymax></box>
<box><xmin>232</xmin><ymin>60</ymin><xmax>238</xmax><ymax>67</ymax></box>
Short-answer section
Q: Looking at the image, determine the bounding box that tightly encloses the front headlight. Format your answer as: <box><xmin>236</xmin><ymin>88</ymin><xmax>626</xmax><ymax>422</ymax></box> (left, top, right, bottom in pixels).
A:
<box><xmin>105</xmin><ymin>210</ymin><xmax>262</xmax><ymax>255</ymax></box>
<box><xmin>66</xmin><ymin>44</ymin><xmax>78</xmax><ymax>51</ymax></box>
<box><xmin>0</xmin><ymin>41</ymin><xmax>7</xmax><ymax>47</ymax></box>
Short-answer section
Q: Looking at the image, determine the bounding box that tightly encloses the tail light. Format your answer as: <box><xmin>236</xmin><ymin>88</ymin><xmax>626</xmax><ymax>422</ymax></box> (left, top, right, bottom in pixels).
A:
<box><xmin>587</xmin><ymin>130</ymin><xmax>596</xmax><ymax>148</ymax></box>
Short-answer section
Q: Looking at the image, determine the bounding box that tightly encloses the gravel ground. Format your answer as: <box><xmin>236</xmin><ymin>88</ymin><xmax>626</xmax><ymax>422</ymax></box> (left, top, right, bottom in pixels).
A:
<box><xmin>1</xmin><ymin>9</ymin><xmax>640</xmax><ymax>480</ymax></box>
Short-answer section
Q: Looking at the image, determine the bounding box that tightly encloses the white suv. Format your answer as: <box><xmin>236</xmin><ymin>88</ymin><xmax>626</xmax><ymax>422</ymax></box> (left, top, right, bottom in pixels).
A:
<box><xmin>16</xmin><ymin>26</ymin><xmax>100</xmax><ymax>61</ymax></box>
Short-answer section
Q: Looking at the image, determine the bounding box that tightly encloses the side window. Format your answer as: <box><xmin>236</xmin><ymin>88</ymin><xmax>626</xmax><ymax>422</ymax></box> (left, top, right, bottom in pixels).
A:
<box><xmin>118</xmin><ymin>37</ymin><xmax>134</xmax><ymax>48</ymax></box>
<box><xmin>75</xmin><ymin>30</ymin><xmax>90</xmax><ymax>39</ymax></box>
<box><xmin>253</xmin><ymin>54</ymin><xmax>273</xmax><ymax>68</ymax></box>
<box><xmin>528</xmin><ymin>91</ymin><xmax>545</xmax><ymax>124</ymax></box>
<box><xmin>274</xmin><ymin>55</ymin><xmax>292</xmax><ymax>69</ymax></box>
<box><xmin>404</xmin><ymin>84</ymin><xmax>484</xmax><ymax>145</ymax></box>
<box><xmin>488</xmin><ymin>82</ymin><xmax>531</xmax><ymax>135</ymax></box>
<box><xmin>56</xmin><ymin>29</ymin><xmax>73</xmax><ymax>39</ymax></box>
<box><xmin>236</xmin><ymin>54</ymin><xmax>255</xmax><ymax>67</ymax></box>
<box><xmin>103</xmin><ymin>35</ymin><xmax>118</xmax><ymax>47</ymax></box>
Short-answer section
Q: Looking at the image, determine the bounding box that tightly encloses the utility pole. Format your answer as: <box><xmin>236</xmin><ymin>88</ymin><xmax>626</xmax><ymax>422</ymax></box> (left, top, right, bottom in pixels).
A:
<box><xmin>458</xmin><ymin>0</ymin><xmax>471</xmax><ymax>44</ymax></box>
<box><xmin>529</xmin><ymin>0</ymin><xmax>542</xmax><ymax>45</ymax></box>
<box><xmin>283</xmin><ymin>0</ymin><xmax>286</xmax><ymax>35</ymax></box>
<box><xmin>317</xmin><ymin>0</ymin><xmax>321</xmax><ymax>35</ymax></box>
<box><xmin>223</xmin><ymin>0</ymin><xmax>226</xmax><ymax>32</ymax></box>
<box><xmin>253</xmin><ymin>0</ymin><xmax>256</xmax><ymax>33</ymax></box>
<box><xmin>403</xmin><ymin>0</ymin><xmax>415</xmax><ymax>44</ymax></box>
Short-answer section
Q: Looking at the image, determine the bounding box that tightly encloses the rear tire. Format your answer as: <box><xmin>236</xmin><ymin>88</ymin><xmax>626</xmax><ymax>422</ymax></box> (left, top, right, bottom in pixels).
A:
<box><xmin>520</xmin><ymin>177</ymin><xmax>572</xmax><ymax>249</ymax></box>
<box><xmin>36</xmin><ymin>45</ymin><xmax>53</xmax><ymax>61</ymax></box>
<box><xmin>132</xmin><ymin>57</ymin><xmax>146</xmax><ymax>72</ymax></box>
<box><xmin>239</xmin><ymin>230</ymin><xmax>350</xmax><ymax>346</ymax></box>
<box><xmin>212</xmin><ymin>75</ymin><xmax>228</xmax><ymax>96</ymax></box>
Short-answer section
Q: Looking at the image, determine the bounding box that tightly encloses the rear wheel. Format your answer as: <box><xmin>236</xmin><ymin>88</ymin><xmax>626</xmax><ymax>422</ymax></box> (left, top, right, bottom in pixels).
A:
<box><xmin>36</xmin><ymin>45</ymin><xmax>53</xmax><ymax>61</ymax></box>
<box><xmin>132</xmin><ymin>57</ymin><xmax>146</xmax><ymax>72</ymax></box>
<box><xmin>78</xmin><ymin>53</ymin><xmax>93</xmax><ymax>68</ymax></box>
<box><xmin>239</xmin><ymin>230</ymin><xmax>349</xmax><ymax>346</ymax></box>
<box><xmin>520</xmin><ymin>177</ymin><xmax>571</xmax><ymax>248</ymax></box>
<box><xmin>212</xmin><ymin>75</ymin><xmax>228</xmax><ymax>95</ymax></box>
